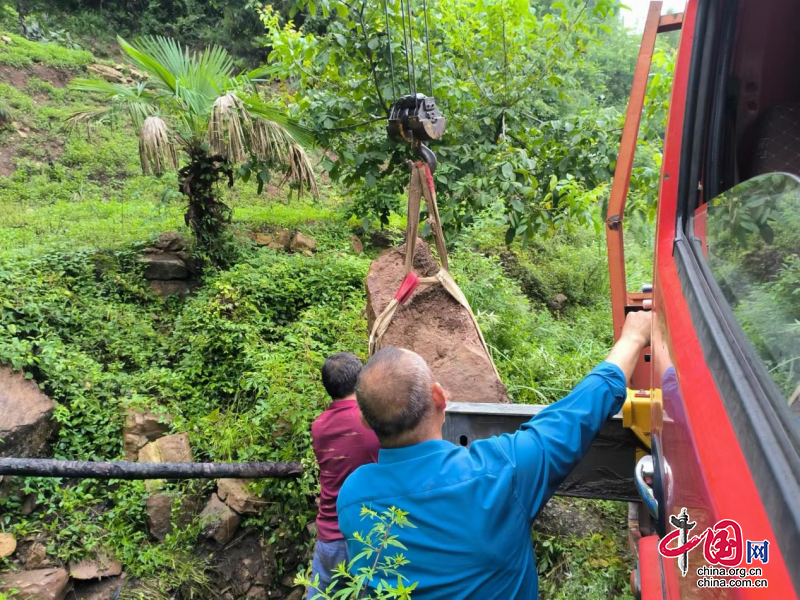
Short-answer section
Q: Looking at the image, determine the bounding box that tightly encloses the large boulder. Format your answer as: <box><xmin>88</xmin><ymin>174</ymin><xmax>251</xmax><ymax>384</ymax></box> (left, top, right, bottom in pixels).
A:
<box><xmin>153</xmin><ymin>231</ymin><xmax>188</xmax><ymax>252</ymax></box>
<box><xmin>138</xmin><ymin>432</ymin><xmax>192</xmax><ymax>463</ymax></box>
<box><xmin>212</xmin><ymin>532</ymin><xmax>277</xmax><ymax>598</ymax></box>
<box><xmin>144</xmin><ymin>493</ymin><xmax>199</xmax><ymax>542</ymax></box>
<box><xmin>365</xmin><ymin>241</ymin><xmax>508</xmax><ymax>403</ymax></box>
<box><xmin>0</xmin><ymin>367</ymin><xmax>57</xmax><ymax>458</ymax></box>
<box><xmin>217</xmin><ymin>478</ymin><xmax>263</xmax><ymax>515</ymax></box>
<box><xmin>122</xmin><ymin>408</ymin><xmax>171</xmax><ymax>461</ymax></box>
<box><xmin>200</xmin><ymin>493</ymin><xmax>240</xmax><ymax>544</ymax></box>
<box><xmin>289</xmin><ymin>232</ymin><xmax>317</xmax><ymax>254</ymax></box>
<box><xmin>0</xmin><ymin>567</ymin><xmax>70</xmax><ymax>599</ymax></box>
<box><xmin>87</xmin><ymin>64</ymin><xmax>125</xmax><ymax>84</ymax></box>
<box><xmin>140</xmin><ymin>253</ymin><xmax>189</xmax><ymax>281</ymax></box>
<box><xmin>69</xmin><ymin>553</ymin><xmax>123</xmax><ymax>580</ymax></box>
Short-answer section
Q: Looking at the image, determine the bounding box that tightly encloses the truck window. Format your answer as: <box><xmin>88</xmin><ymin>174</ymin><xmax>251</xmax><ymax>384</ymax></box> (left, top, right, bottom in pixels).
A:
<box><xmin>700</xmin><ymin>173</ymin><xmax>800</xmax><ymax>411</ymax></box>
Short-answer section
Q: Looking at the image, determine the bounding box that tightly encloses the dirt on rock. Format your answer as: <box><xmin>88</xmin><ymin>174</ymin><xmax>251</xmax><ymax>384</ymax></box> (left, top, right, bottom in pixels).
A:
<box><xmin>366</xmin><ymin>240</ymin><xmax>509</xmax><ymax>403</ymax></box>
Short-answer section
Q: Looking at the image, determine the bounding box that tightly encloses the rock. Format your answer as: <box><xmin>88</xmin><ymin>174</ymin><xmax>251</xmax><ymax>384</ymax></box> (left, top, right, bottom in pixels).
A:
<box><xmin>534</xmin><ymin>496</ymin><xmax>608</xmax><ymax>539</ymax></box>
<box><xmin>200</xmin><ymin>494</ymin><xmax>240</xmax><ymax>544</ymax></box>
<box><xmin>212</xmin><ymin>532</ymin><xmax>276</xmax><ymax>597</ymax></box>
<box><xmin>20</xmin><ymin>494</ymin><xmax>37</xmax><ymax>516</ymax></box>
<box><xmin>87</xmin><ymin>64</ymin><xmax>126</xmax><ymax>84</ymax></box>
<box><xmin>139</xmin><ymin>253</ymin><xmax>188</xmax><ymax>280</ymax></box>
<box><xmin>138</xmin><ymin>432</ymin><xmax>192</xmax><ymax>463</ymax></box>
<box><xmin>145</xmin><ymin>493</ymin><xmax>174</xmax><ymax>541</ymax></box>
<box><xmin>217</xmin><ymin>479</ymin><xmax>263</xmax><ymax>515</ymax></box>
<box><xmin>349</xmin><ymin>235</ymin><xmax>363</xmax><ymax>254</ymax></box>
<box><xmin>0</xmin><ymin>533</ymin><xmax>15</xmax><ymax>558</ymax></box>
<box><xmin>289</xmin><ymin>232</ymin><xmax>317</xmax><ymax>253</ymax></box>
<box><xmin>149</xmin><ymin>279</ymin><xmax>196</xmax><ymax>298</ymax></box>
<box><xmin>251</xmin><ymin>233</ymin><xmax>274</xmax><ymax>247</ymax></box>
<box><xmin>122</xmin><ymin>408</ymin><xmax>171</xmax><ymax>461</ymax></box>
<box><xmin>69</xmin><ymin>554</ymin><xmax>122</xmax><ymax>580</ymax></box>
<box><xmin>145</xmin><ymin>493</ymin><xmax>200</xmax><ymax>542</ymax></box>
<box><xmin>1</xmin><ymin>35</ymin><xmax>12</xmax><ymax>44</ymax></box>
<box><xmin>365</xmin><ymin>240</ymin><xmax>509</xmax><ymax>403</ymax></box>
<box><xmin>21</xmin><ymin>542</ymin><xmax>47</xmax><ymax>568</ymax></box>
<box><xmin>286</xmin><ymin>587</ymin><xmax>305</xmax><ymax>600</ymax></box>
<box><xmin>128</xmin><ymin>68</ymin><xmax>147</xmax><ymax>80</ymax></box>
<box><xmin>369</xmin><ymin>229</ymin><xmax>397</xmax><ymax>248</ymax></box>
<box><xmin>253</xmin><ymin>229</ymin><xmax>292</xmax><ymax>250</ymax></box>
<box><xmin>153</xmin><ymin>231</ymin><xmax>188</xmax><ymax>252</ymax></box>
<box><xmin>547</xmin><ymin>293</ymin><xmax>569</xmax><ymax>312</ymax></box>
<box><xmin>72</xmin><ymin>575</ymin><xmax>125</xmax><ymax>600</ymax></box>
<box><xmin>0</xmin><ymin>568</ymin><xmax>70</xmax><ymax>599</ymax></box>
<box><xmin>0</xmin><ymin>367</ymin><xmax>57</xmax><ymax>458</ymax></box>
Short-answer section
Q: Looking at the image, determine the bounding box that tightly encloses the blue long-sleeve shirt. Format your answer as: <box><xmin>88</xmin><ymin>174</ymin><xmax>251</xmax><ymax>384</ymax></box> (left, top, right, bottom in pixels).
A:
<box><xmin>336</xmin><ymin>361</ymin><xmax>627</xmax><ymax>599</ymax></box>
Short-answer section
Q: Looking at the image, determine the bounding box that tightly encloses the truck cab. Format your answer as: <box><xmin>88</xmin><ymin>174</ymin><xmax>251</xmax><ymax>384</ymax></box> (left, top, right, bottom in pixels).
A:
<box><xmin>624</xmin><ymin>0</ymin><xmax>800</xmax><ymax>597</ymax></box>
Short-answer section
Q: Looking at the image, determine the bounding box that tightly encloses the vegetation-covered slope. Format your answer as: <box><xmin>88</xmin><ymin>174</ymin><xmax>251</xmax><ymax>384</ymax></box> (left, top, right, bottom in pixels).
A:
<box><xmin>0</xmin><ymin>2</ymin><xmax>668</xmax><ymax>597</ymax></box>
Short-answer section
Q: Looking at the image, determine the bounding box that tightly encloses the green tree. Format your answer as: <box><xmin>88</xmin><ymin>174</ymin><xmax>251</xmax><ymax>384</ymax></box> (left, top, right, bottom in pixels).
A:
<box><xmin>263</xmin><ymin>0</ymin><xmax>625</xmax><ymax>241</ymax></box>
<box><xmin>68</xmin><ymin>36</ymin><xmax>318</xmax><ymax>260</ymax></box>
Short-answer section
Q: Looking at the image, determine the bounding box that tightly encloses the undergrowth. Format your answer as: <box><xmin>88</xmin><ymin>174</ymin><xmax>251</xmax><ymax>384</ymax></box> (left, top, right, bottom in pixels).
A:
<box><xmin>0</xmin><ymin>27</ymin><xmax>640</xmax><ymax>599</ymax></box>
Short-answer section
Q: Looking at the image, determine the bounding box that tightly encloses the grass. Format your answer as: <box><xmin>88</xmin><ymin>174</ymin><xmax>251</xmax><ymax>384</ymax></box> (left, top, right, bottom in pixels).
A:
<box><xmin>0</xmin><ymin>29</ymin><xmax>636</xmax><ymax>600</ymax></box>
<box><xmin>0</xmin><ymin>31</ymin><xmax>93</xmax><ymax>68</ymax></box>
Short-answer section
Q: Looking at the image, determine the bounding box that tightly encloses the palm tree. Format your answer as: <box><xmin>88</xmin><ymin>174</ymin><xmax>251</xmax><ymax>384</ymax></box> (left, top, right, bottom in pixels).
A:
<box><xmin>68</xmin><ymin>36</ymin><xmax>318</xmax><ymax>258</ymax></box>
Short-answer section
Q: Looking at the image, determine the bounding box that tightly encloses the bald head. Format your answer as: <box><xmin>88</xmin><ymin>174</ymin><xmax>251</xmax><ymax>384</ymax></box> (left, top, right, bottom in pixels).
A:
<box><xmin>356</xmin><ymin>347</ymin><xmax>435</xmax><ymax>445</ymax></box>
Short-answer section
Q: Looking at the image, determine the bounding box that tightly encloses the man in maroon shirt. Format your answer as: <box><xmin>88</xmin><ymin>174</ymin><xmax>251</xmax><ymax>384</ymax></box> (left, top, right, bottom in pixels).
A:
<box><xmin>308</xmin><ymin>352</ymin><xmax>379</xmax><ymax>598</ymax></box>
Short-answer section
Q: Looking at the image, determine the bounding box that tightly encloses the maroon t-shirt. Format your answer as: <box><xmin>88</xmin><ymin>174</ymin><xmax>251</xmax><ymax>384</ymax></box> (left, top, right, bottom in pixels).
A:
<box><xmin>312</xmin><ymin>398</ymin><xmax>380</xmax><ymax>541</ymax></box>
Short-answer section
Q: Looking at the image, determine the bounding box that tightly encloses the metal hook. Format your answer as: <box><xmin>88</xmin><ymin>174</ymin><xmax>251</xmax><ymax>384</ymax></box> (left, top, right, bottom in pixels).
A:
<box><xmin>415</xmin><ymin>142</ymin><xmax>437</xmax><ymax>173</ymax></box>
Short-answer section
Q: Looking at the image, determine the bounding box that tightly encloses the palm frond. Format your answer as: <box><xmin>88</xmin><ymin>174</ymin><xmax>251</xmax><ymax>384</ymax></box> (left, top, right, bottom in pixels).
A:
<box><xmin>118</xmin><ymin>36</ymin><xmax>178</xmax><ymax>93</ymax></box>
<box><xmin>241</xmin><ymin>94</ymin><xmax>315</xmax><ymax>148</ymax></box>
<box><xmin>69</xmin><ymin>78</ymin><xmax>157</xmax><ymax>129</ymax></box>
<box><xmin>139</xmin><ymin>116</ymin><xmax>178</xmax><ymax>175</ymax></box>
<box><xmin>64</xmin><ymin>107</ymin><xmax>113</xmax><ymax>133</ymax></box>
<box><xmin>282</xmin><ymin>142</ymin><xmax>319</xmax><ymax>198</ymax></box>
<box><xmin>208</xmin><ymin>92</ymin><xmax>252</xmax><ymax>163</ymax></box>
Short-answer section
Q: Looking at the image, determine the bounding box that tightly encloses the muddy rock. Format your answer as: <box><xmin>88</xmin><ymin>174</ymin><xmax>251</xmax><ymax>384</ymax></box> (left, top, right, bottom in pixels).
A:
<box><xmin>365</xmin><ymin>241</ymin><xmax>509</xmax><ymax>403</ymax></box>
<box><xmin>140</xmin><ymin>253</ymin><xmax>188</xmax><ymax>280</ymax></box>
<box><xmin>349</xmin><ymin>235</ymin><xmax>364</xmax><ymax>254</ymax></box>
<box><xmin>145</xmin><ymin>493</ymin><xmax>173</xmax><ymax>541</ymax></box>
<box><xmin>218</xmin><ymin>478</ymin><xmax>263</xmax><ymax>515</ymax></box>
<box><xmin>153</xmin><ymin>231</ymin><xmax>188</xmax><ymax>252</ymax></box>
<box><xmin>0</xmin><ymin>567</ymin><xmax>70</xmax><ymax>599</ymax></box>
<box><xmin>289</xmin><ymin>232</ymin><xmax>317</xmax><ymax>253</ymax></box>
<box><xmin>69</xmin><ymin>554</ymin><xmax>123</xmax><ymax>580</ymax></box>
<box><xmin>200</xmin><ymin>493</ymin><xmax>240</xmax><ymax>544</ymax></box>
<box><xmin>122</xmin><ymin>409</ymin><xmax>171</xmax><ymax>460</ymax></box>
<box><xmin>21</xmin><ymin>542</ymin><xmax>48</xmax><ymax>568</ymax></box>
<box><xmin>149</xmin><ymin>279</ymin><xmax>196</xmax><ymax>298</ymax></box>
<box><xmin>0</xmin><ymin>533</ymin><xmax>15</xmax><ymax>558</ymax></box>
<box><xmin>138</xmin><ymin>432</ymin><xmax>192</xmax><ymax>463</ymax></box>
<box><xmin>145</xmin><ymin>493</ymin><xmax>199</xmax><ymax>541</ymax></box>
<box><xmin>286</xmin><ymin>587</ymin><xmax>305</xmax><ymax>600</ymax></box>
<box><xmin>87</xmin><ymin>64</ymin><xmax>126</xmax><ymax>84</ymax></box>
<box><xmin>547</xmin><ymin>293</ymin><xmax>569</xmax><ymax>312</ymax></box>
<box><xmin>213</xmin><ymin>532</ymin><xmax>277</xmax><ymax>597</ymax></box>
<box><xmin>72</xmin><ymin>575</ymin><xmax>125</xmax><ymax>599</ymax></box>
<box><xmin>0</xmin><ymin>367</ymin><xmax>56</xmax><ymax>458</ymax></box>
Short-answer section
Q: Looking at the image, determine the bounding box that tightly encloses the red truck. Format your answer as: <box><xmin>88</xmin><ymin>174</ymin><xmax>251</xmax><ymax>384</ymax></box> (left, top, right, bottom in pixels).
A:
<box><xmin>607</xmin><ymin>0</ymin><xmax>800</xmax><ymax>597</ymax></box>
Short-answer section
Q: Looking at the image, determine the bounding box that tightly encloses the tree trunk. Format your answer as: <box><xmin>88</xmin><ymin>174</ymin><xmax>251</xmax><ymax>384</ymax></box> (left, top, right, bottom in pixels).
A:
<box><xmin>179</xmin><ymin>148</ymin><xmax>234</xmax><ymax>262</ymax></box>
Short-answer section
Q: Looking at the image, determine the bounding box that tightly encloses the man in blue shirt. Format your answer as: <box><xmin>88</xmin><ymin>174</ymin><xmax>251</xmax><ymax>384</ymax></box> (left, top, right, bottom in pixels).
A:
<box><xmin>337</xmin><ymin>311</ymin><xmax>651</xmax><ymax>599</ymax></box>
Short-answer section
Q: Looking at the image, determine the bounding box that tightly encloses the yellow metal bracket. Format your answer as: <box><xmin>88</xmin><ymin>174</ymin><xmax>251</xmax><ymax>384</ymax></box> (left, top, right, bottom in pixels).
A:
<box><xmin>622</xmin><ymin>389</ymin><xmax>652</xmax><ymax>450</ymax></box>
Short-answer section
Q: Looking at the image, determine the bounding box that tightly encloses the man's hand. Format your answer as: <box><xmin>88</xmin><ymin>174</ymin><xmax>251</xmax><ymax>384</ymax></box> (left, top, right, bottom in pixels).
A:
<box><xmin>605</xmin><ymin>311</ymin><xmax>653</xmax><ymax>383</ymax></box>
<box><xmin>620</xmin><ymin>310</ymin><xmax>652</xmax><ymax>349</ymax></box>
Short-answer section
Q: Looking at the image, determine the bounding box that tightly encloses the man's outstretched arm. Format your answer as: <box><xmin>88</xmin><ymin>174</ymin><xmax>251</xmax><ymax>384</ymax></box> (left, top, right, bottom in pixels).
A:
<box><xmin>492</xmin><ymin>311</ymin><xmax>653</xmax><ymax>520</ymax></box>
